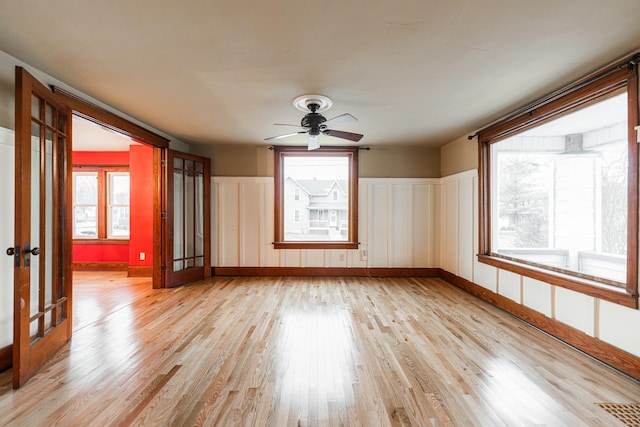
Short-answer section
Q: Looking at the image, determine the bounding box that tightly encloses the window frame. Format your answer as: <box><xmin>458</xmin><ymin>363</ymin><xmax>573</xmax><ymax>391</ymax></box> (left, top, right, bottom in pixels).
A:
<box><xmin>106</xmin><ymin>171</ymin><xmax>131</xmax><ymax>239</ymax></box>
<box><xmin>72</xmin><ymin>171</ymin><xmax>99</xmax><ymax>239</ymax></box>
<box><xmin>478</xmin><ymin>54</ymin><xmax>639</xmax><ymax>308</ymax></box>
<box><xmin>273</xmin><ymin>146</ymin><xmax>359</xmax><ymax>250</ymax></box>
<box><xmin>72</xmin><ymin>165</ymin><xmax>130</xmax><ymax>242</ymax></box>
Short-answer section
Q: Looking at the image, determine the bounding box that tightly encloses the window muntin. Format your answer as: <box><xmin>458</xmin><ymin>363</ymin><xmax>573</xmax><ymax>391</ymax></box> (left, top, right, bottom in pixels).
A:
<box><xmin>274</xmin><ymin>146</ymin><xmax>358</xmax><ymax>249</ymax></box>
<box><xmin>490</xmin><ymin>93</ymin><xmax>627</xmax><ymax>284</ymax></box>
<box><xmin>478</xmin><ymin>56</ymin><xmax>638</xmax><ymax>308</ymax></box>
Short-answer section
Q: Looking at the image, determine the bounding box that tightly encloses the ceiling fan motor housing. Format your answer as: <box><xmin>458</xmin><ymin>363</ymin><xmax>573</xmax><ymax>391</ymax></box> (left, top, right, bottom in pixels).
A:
<box><xmin>301</xmin><ymin>108</ymin><xmax>327</xmax><ymax>136</ymax></box>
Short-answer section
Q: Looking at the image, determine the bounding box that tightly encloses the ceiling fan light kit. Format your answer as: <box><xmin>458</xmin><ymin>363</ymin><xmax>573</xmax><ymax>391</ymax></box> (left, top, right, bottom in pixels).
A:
<box><xmin>266</xmin><ymin>94</ymin><xmax>364</xmax><ymax>150</ymax></box>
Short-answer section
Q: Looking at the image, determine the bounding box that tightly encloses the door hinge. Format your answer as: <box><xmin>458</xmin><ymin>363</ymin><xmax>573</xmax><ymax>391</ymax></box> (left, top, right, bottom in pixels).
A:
<box><xmin>161</xmin><ymin>212</ymin><xmax>167</xmax><ymax>219</ymax></box>
<box><xmin>161</xmin><ymin>160</ymin><xmax>167</xmax><ymax>167</ymax></box>
<box><xmin>161</xmin><ymin>264</ymin><xmax>167</xmax><ymax>271</ymax></box>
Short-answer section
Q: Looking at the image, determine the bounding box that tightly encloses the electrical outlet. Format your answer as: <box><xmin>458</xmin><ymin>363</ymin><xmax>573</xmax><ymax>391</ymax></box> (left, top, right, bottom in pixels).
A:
<box><xmin>140</xmin><ymin>252</ymin><xmax>145</xmax><ymax>261</ymax></box>
<box><xmin>361</xmin><ymin>250</ymin><xmax>368</xmax><ymax>261</ymax></box>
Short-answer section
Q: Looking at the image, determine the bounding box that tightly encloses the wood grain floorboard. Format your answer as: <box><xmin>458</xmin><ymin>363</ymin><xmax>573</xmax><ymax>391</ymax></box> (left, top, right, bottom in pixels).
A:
<box><xmin>0</xmin><ymin>272</ymin><xmax>639</xmax><ymax>426</ymax></box>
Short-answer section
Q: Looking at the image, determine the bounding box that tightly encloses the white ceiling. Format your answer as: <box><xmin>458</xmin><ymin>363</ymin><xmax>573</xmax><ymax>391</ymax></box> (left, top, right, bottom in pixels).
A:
<box><xmin>0</xmin><ymin>1</ymin><xmax>639</xmax><ymax>149</ymax></box>
<box><xmin>72</xmin><ymin>116</ymin><xmax>138</xmax><ymax>151</ymax></box>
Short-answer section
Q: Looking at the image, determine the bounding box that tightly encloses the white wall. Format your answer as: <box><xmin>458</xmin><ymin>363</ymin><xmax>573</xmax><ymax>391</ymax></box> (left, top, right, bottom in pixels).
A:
<box><xmin>0</xmin><ymin>128</ymin><xmax>14</xmax><ymax>348</ymax></box>
<box><xmin>212</xmin><ymin>177</ymin><xmax>441</xmax><ymax>269</ymax></box>
<box><xmin>439</xmin><ymin>170</ymin><xmax>640</xmax><ymax>359</ymax></box>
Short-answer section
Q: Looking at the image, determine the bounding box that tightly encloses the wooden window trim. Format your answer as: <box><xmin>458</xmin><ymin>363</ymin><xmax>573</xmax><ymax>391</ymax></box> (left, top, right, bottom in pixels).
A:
<box><xmin>478</xmin><ymin>54</ymin><xmax>639</xmax><ymax>308</ymax></box>
<box><xmin>274</xmin><ymin>146</ymin><xmax>359</xmax><ymax>250</ymax></box>
<box><xmin>72</xmin><ymin>165</ymin><xmax>130</xmax><ymax>242</ymax></box>
<box><xmin>72</xmin><ymin>239</ymin><xmax>129</xmax><ymax>245</ymax></box>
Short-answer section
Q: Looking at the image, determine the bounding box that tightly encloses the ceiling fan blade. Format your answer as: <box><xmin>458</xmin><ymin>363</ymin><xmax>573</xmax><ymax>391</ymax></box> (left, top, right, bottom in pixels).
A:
<box><xmin>274</xmin><ymin>123</ymin><xmax>305</xmax><ymax>129</ymax></box>
<box><xmin>264</xmin><ymin>131</ymin><xmax>307</xmax><ymax>141</ymax></box>
<box><xmin>322</xmin><ymin>113</ymin><xmax>358</xmax><ymax>128</ymax></box>
<box><xmin>308</xmin><ymin>134</ymin><xmax>320</xmax><ymax>150</ymax></box>
<box><xmin>323</xmin><ymin>129</ymin><xmax>364</xmax><ymax>142</ymax></box>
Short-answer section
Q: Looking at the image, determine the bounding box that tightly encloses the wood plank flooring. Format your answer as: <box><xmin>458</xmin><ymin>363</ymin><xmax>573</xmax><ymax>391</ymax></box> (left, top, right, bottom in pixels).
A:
<box><xmin>1</xmin><ymin>272</ymin><xmax>639</xmax><ymax>426</ymax></box>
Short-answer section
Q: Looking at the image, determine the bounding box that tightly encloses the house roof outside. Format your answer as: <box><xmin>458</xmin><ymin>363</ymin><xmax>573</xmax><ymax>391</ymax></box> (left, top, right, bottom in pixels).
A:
<box><xmin>295</xmin><ymin>179</ymin><xmax>347</xmax><ymax>196</ymax></box>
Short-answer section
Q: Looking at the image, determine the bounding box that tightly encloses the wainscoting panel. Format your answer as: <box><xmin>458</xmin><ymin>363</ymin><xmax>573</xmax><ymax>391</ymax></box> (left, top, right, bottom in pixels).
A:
<box><xmin>368</xmin><ymin>183</ymin><xmax>389</xmax><ymax>268</ymax></box>
<box><xmin>240</xmin><ymin>182</ymin><xmax>261</xmax><ymax>267</ymax></box>
<box><xmin>390</xmin><ymin>184</ymin><xmax>411</xmax><ymax>268</ymax></box>
<box><xmin>457</xmin><ymin>176</ymin><xmax>474</xmax><ymax>281</ymax></box>
<box><xmin>412</xmin><ymin>185</ymin><xmax>430</xmax><ymax>268</ymax></box>
<box><xmin>262</xmin><ymin>182</ymin><xmax>279</xmax><ymax>267</ymax></box>
<box><xmin>213</xmin><ymin>177</ymin><xmax>441</xmax><ymax>270</ymax></box>
<box><xmin>443</xmin><ymin>180</ymin><xmax>459</xmax><ymax>276</ymax></box>
<box><xmin>216</xmin><ymin>180</ymin><xmax>240</xmax><ymax>267</ymax></box>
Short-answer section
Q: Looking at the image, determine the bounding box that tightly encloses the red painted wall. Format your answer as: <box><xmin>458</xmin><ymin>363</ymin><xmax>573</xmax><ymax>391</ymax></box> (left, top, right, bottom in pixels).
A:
<box><xmin>72</xmin><ymin>150</ymin><xmax>130</xmax><ymax>264</ymax></box>
<box><xmin>73</xmin><ymin>244</ymin><xmax>129</xmax><ymax>262</ymax></box>
<box><xmin>128</xmin><ymin>145</ymin><xmax>154</xmax><ymax>267</ymax></box>
<box><xmin>72</xmin><ymin>148</ymin><xmax>154</xmax><ymax>268</ymax></box>
<box><xmin>73</xmin><ymin>151</ymin><xmax>129</xmax><ymax>166</ymax></box>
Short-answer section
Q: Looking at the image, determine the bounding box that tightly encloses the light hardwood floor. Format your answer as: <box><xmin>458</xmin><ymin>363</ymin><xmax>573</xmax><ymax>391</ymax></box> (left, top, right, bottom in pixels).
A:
<box><xmin>1</xmin><ymin>272</ymin><xmax>639</xmax><ymax>426</ymax></box>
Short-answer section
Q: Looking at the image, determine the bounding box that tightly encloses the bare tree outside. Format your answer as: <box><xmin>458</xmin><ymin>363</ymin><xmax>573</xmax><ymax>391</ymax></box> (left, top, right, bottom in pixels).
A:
<box><xmin>497</xmin><ymin>154</ymin><xmax>549</xmax><ymax>248</ymax></box>
<box><xmin>600</xmin><ymin>148</ymin><xmax>627</xmax><ymax>255</ymax></box>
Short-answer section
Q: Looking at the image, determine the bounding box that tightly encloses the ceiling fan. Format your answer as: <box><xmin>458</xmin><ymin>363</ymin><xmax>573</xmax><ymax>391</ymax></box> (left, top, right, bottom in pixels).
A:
<box><xmin>265</xmin><ymin>95</ymin><xmax>364</xmax><ymax>150</ymax></box>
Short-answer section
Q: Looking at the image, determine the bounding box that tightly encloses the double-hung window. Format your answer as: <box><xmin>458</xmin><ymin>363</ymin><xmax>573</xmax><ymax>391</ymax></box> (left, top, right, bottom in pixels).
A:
<box><xmin>478</xmin><ymin>54</ymin><xmax>639</xmax><ymax>307</ymax></box>
<box><xmin>274</xmin><ymin>146</ymin><xmax>358</xmax><ymax>249</ymax></box>
<box><xmin>72</xmin><ymin>167</ymin><xmax>130</xmax><ymax>240</ymax></box>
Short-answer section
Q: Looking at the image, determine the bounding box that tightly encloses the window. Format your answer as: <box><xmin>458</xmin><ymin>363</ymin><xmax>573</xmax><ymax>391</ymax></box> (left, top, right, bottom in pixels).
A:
<box><xmin>108</xmin><ymin>172</ymin><xmax>130</xmax><ymax>238</ymax></box>
<box><xmin>73</xmin><ymin>172</ymin><xmax>98</xmax><ymax>237</ymax></box>
<box><xmin>274</xmin><ymin>146</ymin><xmax>358</xmax><ymax>249</ymax></box>
<box><xmin>73</xmin><ymin>168</ymin><xmax>130</xmax><ymax>240</ymax></box>
<box><xmin>478</xmin><ymin>55</ymin><xmax>638</xmax><ymax>308</ymax></box>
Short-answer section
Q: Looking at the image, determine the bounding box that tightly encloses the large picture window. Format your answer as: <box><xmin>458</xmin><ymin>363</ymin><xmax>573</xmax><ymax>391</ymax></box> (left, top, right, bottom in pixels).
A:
<box><xmin>478</xmin><ymin>55</ymin><xmax>638</xmax><ymax>307</ymax></box>
<box><xmin>72</xmin><ymin>167</ymin><xmax>130</xmax><ymax>240</ymax></box>
<box><xmin>274</xmin><ymin>146</ymin><xmax>358</xmax><ymax>249</ymax></box>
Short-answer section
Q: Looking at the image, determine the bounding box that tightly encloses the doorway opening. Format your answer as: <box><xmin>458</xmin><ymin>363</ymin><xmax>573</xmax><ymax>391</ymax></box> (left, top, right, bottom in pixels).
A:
<box><xmin>70</xmin><ymin>116</ymin><xmax>156</xmax><ymax>330</ymax></box>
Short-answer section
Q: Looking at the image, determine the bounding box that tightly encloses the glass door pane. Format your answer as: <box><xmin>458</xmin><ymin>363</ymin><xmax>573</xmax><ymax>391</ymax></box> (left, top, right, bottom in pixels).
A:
<box><xmin>195</xmin><ymin>168</ymin><xmax>204</xmax><ymax>267</ymax></box>
<box><xmin>29</xmin><ymin>117</ymin><xmax>41</xmax><ymax>341</ymax></box>
<box><xmin>165</xmin><ymin>151</ymin><xmax>210</xmax><ymax>288</ymax></box>
<box><xmin>173</xmin><ymin>157</ymin><xmax>184</xmax><ymax>272</ymax></box>
<box><xmin>185</xmin><ymin>160</ymin><xmax>195</xmax><ymax>268</ymax></box>
<box><xmin>44</xmin><ymin>129</ymin><xmax>54</xmax><ymax>331</ymax></box>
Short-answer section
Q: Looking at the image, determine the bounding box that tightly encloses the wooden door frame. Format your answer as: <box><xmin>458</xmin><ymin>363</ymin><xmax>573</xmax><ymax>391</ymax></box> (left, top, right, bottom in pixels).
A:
<box><xmin>51</xmin><ymin>87</ymin><xmax>170</xmax><ymax>289</ymax></box>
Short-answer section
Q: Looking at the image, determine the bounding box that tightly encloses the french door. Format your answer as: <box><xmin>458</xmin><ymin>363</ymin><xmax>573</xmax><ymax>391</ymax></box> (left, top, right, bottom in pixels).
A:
<box><xmin>163</xmin><ymin>150</ymin><xmax>210</xmax><ymax>287</ymax></box>
<box><xmin>12</xmin><ymin>67</ymin><xmax>72</xmax><ymax>388</ymax></box>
